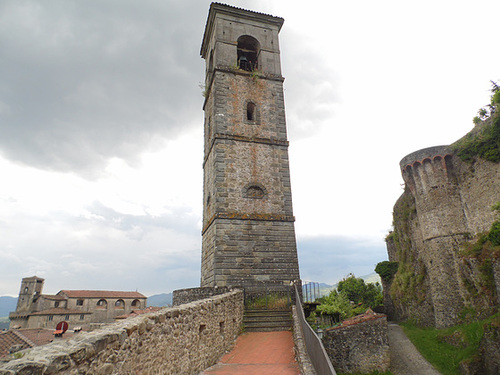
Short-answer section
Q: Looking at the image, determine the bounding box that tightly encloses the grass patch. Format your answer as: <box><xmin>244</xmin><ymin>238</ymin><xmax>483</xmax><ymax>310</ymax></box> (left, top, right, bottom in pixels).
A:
<box><xmin>400</xmin><ymin>314</ymin><xmax>499</xmax><ymax>375</ymax></box>
<box><xmin>245</xmin><ymin>293</ymin><xmax>289</xmax><ymax>309</ymax></box>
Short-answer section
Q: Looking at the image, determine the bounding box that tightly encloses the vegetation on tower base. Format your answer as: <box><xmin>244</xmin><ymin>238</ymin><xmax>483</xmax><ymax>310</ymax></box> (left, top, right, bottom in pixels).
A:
<box><xmin>458</xmin><ymin>202</ymin><xmax>500</xmax><ymax>321</ymax></box>
<box><xmin>452</xmin><ymin>80</ymin><xmax>500</xmax><ymax>163</ymax></box>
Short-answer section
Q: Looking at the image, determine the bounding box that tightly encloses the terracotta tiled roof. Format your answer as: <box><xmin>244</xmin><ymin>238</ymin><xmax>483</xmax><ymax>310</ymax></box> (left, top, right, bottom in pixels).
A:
<box><xmin>41</xmin><ymin>294</ymin><xmax>67</xmax><ymax>301</ymax></box>
<box><xmin>18</xmin><ymin>328</ymin><xmax>76</xmax><ymax>346</ymax></box>
<box><xmin>327</xmin><ymin>308</ymin><xmax>386</xmax><ymax>331</ymax></box>
<box><xmin>0</xmin><ymin>329</ymin><xmax>77</xmax><ymax>357</ymax></box>
<box><xmin>30</xmin><ymin>308</ymin><xmax>91</xmax><ymax>316</ymax></box>
<box><xmin>57</xmin><ymin>290</ymin><xmax>146</xmax><ymax>299</ymax></box>
<box><xmin>0</xmin><ymin>330</ymin><xmax>33</xmax><ymax>357</ymax></box>
<box><xmin>115</xmin><ymin>306</ymin><xmax>162</xmax><ymax>320</ymax></box>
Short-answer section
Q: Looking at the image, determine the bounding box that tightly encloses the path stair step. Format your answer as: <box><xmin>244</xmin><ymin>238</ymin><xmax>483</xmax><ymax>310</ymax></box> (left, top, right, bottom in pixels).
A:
<box><xmin>243</xmin><ymin>309</ymin><xmax>292</xmax><ymax>332</ymax></box>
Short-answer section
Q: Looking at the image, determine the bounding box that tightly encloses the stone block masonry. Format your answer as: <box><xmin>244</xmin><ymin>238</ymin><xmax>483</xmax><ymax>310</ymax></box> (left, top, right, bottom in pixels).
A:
<box><xmin>172</xmin><ymin>286</ymin><xmax>230</xmax><ymax>306</ymax></box>
<box><xmin>0</xmin><ymin>290</ymin><xmax>244</xmax><ymax>375</ymax></box>
<box><xmin>322</xmin><ymin>311</ymin><xmax>390</xmax><ymax>374</ymax></box>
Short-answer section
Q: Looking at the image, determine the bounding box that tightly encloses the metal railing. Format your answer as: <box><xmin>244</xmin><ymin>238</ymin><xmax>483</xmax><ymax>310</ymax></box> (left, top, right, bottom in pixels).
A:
<box><xmin>302</xmin><ymin>281</ymin><xmax>321</xmax><ymax>303</ymax></box>
<box><xmin>294</xmin><ymin>284</ymin><xmax>336</xmax><ymax>375</ymax></box>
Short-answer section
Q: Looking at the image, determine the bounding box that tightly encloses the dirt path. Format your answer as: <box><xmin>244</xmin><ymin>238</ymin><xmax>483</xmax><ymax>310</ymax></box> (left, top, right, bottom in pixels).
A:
<box><xmin>388</xmin><ymin>322</ymin><xmax>441</xmax><ymax>375</ymax></box>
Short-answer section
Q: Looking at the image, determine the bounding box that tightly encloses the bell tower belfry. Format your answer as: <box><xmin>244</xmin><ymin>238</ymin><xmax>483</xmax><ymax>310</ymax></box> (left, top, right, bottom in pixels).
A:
<box><xmin>200</xmin><ymin>3</ymin><xmax>300</xmax><ymax>288</ymax></box>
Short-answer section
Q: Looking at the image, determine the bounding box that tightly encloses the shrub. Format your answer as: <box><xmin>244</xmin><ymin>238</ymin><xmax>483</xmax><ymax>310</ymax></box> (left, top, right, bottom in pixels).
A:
<box><xmin>375</xmin><ymin>261</ymin><xmax>399</xmax><ymax>283</ymax></box>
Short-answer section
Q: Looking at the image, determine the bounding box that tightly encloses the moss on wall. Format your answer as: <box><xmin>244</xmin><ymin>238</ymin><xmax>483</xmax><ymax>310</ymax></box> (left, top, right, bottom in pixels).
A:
<box><xmin>452</xmin><ymin>114</ymin><xmax>500</xmax><ymax>163</ymax></box>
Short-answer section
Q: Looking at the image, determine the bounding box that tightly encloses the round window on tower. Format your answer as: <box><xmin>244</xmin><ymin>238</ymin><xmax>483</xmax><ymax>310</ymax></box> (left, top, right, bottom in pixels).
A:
<box><xmin>242</xmin><ymin>183</ymin><xmax>267</xmax><ymax>199</ymax></box>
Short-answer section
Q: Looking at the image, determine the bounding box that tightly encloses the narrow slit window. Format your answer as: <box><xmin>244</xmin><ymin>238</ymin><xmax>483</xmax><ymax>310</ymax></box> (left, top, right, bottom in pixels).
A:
<box><xmin>247</xmin><ymin>102</ymin><xmax>256</xmax><ymax>121</ymax></box>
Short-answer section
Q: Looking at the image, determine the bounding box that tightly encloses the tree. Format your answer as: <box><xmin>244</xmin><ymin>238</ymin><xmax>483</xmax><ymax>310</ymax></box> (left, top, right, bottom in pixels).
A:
<box><xmin>337</xmin><ymin>273</ymin><xmax>383</xmax><ymax>308</ymax></box>
<box><xmin>316</xmin><ymin>290</ymin><xmax>352</xmax><ymax>323</ymax></box>
<box><xmin>315</xmin><ymin>274</ymin><xmax>384</xmax><ymax>326</ymax></box>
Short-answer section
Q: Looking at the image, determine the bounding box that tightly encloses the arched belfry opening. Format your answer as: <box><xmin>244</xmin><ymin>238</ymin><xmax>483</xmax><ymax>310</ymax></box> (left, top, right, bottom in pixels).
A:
<box><xmin>237</xmin><ymin>35</ymin><xmax>260</xmax><ymax>71</ymax></box>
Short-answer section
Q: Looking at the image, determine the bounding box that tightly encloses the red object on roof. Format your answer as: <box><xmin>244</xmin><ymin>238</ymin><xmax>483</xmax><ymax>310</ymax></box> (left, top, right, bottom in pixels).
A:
<box><xmin>57</xmin><ymin>290</ymin><xmax>146</xmax><ymax>299</ymax></box>
<box><xmin>56</xmin><ymin>321</ymin><xmax>69</xmax><ymax>333</ymax></box>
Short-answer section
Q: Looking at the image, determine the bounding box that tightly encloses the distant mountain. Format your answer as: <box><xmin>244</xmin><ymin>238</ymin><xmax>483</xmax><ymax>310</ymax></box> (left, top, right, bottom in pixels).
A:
<box><xmin>0</xmin><ymin>317</ymin><xmax>9</xmax><ymax>330</ymax></box>
<box><xmin>147</xmin><ymin>293</ymin><xmax>172</xmax><ymax>307</ymax></box>
<box><xmin>0</xmin><ymin>296</ymin><xmax>16</xmax><ymax>318</ymax></box>
<box><xmin>360</xmin><ymin>272</ymin><xmax>381</xmax><ymax>285</ymax></box>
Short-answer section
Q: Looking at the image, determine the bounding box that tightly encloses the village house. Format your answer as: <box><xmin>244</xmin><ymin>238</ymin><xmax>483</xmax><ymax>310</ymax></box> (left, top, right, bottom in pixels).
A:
<box><xmin>8</xmin><ymin>276</ymin><xmax>147</xmax><ymax>330</ymax></box>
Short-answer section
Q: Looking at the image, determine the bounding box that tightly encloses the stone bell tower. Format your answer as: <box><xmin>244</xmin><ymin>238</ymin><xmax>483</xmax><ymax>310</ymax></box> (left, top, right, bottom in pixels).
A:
<box><xmin>200</xmin><ymin>3</ymin><xmax>300</xmax><ymax>288</ymax></box>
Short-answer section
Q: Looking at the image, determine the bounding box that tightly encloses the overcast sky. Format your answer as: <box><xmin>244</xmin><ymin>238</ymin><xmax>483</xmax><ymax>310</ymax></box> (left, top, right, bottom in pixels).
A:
<box><xmin>1</xmin><ymin>0</ymin><xmax>499</xmax><ymax>297</ymax></box>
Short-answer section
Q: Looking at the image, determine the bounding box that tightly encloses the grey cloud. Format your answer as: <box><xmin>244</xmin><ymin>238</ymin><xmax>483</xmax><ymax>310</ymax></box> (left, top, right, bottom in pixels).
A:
<box><xmin>0</xmin><ymin>0</ymin><xmax>340</xmax><ymax>177</ymax></box>
<box><xmin>0</xmin><ymin>0</ymin><xmax>209</xmax><ymax>177</ymax></box>
<box><xmin>83</xmin><ymin>200</ymin><xmax>200</xmax><ymax>238</ymax></box>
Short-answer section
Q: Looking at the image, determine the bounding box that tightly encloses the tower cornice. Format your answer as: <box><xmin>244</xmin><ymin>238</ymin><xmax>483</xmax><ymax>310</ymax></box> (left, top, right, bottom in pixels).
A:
<box><xmin>201</xmin><ymin>3</ymin><xmax>284</xmax><ymax>58</ymax></box>
<box><xmin>203</xmin><ymin>133</ymin><xmax>289</xmax><ymax>168</ymax></box>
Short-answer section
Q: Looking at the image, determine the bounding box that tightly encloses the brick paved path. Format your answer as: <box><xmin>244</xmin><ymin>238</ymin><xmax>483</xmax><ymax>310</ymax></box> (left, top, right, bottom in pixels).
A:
<box><xmin>203</xmin><ymin>331</ymin><xmax>300</xmax><ymax>374</ymax></box>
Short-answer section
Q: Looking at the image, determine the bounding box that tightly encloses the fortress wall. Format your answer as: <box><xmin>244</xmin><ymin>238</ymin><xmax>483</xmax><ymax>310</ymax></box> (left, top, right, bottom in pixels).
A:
<box><xmin>391</xmin><ymin>142</ymin><xmax>500</xmax><ymax>328</ymax></box>
<box><xmin>0</xmin><ymin>290</ymin><xmax>244</xmax><ymax>375</ymax></box>
<box><xmin>450</xmin><ymin>156</ymin><xmax>500</xmax><ymax>234</ymax></box>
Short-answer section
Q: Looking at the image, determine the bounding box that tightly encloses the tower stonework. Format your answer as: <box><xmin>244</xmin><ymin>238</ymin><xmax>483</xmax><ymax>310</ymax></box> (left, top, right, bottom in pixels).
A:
<box><xmin>200</xmin><ymin>3</ymin><xmax>300</xmax><ymax>288</ymax></box>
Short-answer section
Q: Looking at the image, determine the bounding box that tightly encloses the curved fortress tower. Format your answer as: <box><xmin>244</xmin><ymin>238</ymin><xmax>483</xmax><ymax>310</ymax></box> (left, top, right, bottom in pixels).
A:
<box><xmin>200</xmin><ymin>3</ymin><xmax>300</xmax><ymax>288</ymax></box>
<box><xmin>391</xmin><ymin>143</ymin><xmax>500</xmax><ymax>328</ymax></box>
<box><xmin>400</xmin><ymin>146</ymin><xmax>468</xmax><ymax>327</ymax></box>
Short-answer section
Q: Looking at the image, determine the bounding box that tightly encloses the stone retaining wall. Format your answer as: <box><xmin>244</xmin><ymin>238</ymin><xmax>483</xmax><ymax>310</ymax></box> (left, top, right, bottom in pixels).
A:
<box><xmin>0</xmin><ymin>290</ymin><xmax>244</xmax><ymax>375</ymax></box>
<box><xmin>322</xmin><ymin>311</ymin><xmax>389</xmax><ymax>374</ymax></box>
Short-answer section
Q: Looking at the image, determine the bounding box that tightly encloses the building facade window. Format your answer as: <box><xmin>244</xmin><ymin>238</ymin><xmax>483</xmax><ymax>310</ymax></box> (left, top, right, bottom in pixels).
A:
<box><xmin>80</xmin><ymin>314</ymin><xmax>85</xmax><ymax>320</ymax></box>
<box><xmin>48</xmin><ymin>315</ymin><xmax>53</xmax><ymax>321</ymax></box>
<box><xmin>76</xmin><ymin>299</ymin><xmax>84</xmax><ymax>306</ymax></box>
<box><xmin>96</xmin><ymin>299</ymin><xmax>107</xmax><ymax>309</ymax></box>
<box><xmin>115</xmin><ymin>299</ymin><xmax>125</xmax><ymax>309</ymax></box>
<box><xmin>132</xmin><ymin>299</ymin><xmax>140</xmax><ymax>307</ymax></box>
<box><xmin>65</xmin><ymin>315</ymin><xmax>69</xmax><ymax>321</ymax></box>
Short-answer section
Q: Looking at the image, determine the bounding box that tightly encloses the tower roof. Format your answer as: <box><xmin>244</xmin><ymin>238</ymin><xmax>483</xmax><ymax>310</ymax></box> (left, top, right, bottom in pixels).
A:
<box><xmin>200</xmin><ymin>2</ymin><xmax>284</xmax><ymax>58</ymax></box>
